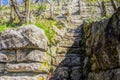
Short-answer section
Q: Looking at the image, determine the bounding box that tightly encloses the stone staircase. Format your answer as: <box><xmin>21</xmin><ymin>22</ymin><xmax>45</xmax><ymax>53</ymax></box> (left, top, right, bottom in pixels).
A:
<box><xmin>50</xmin><ymin>0</ymin><xmax>114</xmax><ymax>79</ymax></box>
<box><xmin>51</xmin><ymin>5</ymin><xmax>85</xmax><ymax>79</ymax></box>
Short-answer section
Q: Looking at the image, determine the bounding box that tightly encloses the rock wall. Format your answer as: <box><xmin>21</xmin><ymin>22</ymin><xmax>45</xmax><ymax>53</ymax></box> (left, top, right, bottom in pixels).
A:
<box><xmin>0</xmin><ymin>25</ymin><xmax>50</xmax><ymax>80</ymax></box>
<box><xmin>82</xmin><ymin>7</ymin><xmax>120</xmax><ymax>80</ymax></box>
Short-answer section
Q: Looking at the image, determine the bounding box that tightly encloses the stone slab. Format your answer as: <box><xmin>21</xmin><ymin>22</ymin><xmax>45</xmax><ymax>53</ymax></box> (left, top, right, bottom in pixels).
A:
<box><xmin>5</xmin><ymin>63</ymin><xmax>50</xmax><ymax>73</ymax></box>
<box><xmin>16</xmin><ymin>49</ymin><xmax>51</xmax><ymax>63</ymax></box>
<box><xmin>0</xmin><ymin>50</ymin><xmax>16</xmax><ymax>62</ymax></box>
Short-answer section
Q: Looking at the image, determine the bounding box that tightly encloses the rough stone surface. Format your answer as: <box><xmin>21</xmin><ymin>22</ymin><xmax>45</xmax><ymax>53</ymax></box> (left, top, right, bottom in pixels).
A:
<box><xmin>0</xmin><ymin>74</ymin><xmax>48</xmax><ymax>80</ymax></box>
<box><xmin>0</xmin><ymin>63</ymin><xmax>5</xmax><ymax>73</ymax></box>
<box><xmin>57</xmin><ymin>47</ymin><xmax>81</xmax><ymax>54</ymax></box>
<box><xmin>71</xmin><ymin>66</ymin><xmax>82</xmax><ymax>80</ymax></box>
<box><xmin>0</xmin><ymin>50</ymin><xmax>16</xmax><ymax>62</ymax></box>
<box><xmin>5</xmin><ymin>63</ymin><xmax>50</xmax><ymax>73</ymax></box>
<box><xmin>83</xmin><ymin>7</ymin><xmax>120</xmax><ymax>71</ymax></box>
<box><xmin>53</xmin><ymin>54</ymin><xmax>81</xmax><ymax>67</ymax></box>
<box><xmin>0</xmin><ymin>25</ymin><xmax>48</xmax><ymax>51</ymax></box>
<box><xmin>88</xmin><ymin>68</ymin><xmax>120</xmax><ymax>80</ymax></box>
<box><xmin>82</xmin><ymin>7</ymin><xmax>120</xmax><ymax>80</ymax></box>
<box><xmin>51</xmin><ymin>67</ymin><xmax>69</xmax><ymax>80</ymax></box>
<box><xmin>16</xmin><ymin>49</ymin><xmax>51</xmax><ymax>63</ymax></box>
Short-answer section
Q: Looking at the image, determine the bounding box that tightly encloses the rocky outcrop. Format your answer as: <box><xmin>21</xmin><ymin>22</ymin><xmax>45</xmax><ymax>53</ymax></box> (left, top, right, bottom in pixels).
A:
<box><xmin>83</xmin><ymin>7</ymin><xmax>120</xmax><ymax>80</ymax></box>
<box><xmin>0</xmin><ymin>25</ymin><xmax>50</xmax><ymax>80</ymax></box>
<box><xmin>0</xmin><ymin>25</ymin><xmax>48</xmax><ymax>51</ymax></box>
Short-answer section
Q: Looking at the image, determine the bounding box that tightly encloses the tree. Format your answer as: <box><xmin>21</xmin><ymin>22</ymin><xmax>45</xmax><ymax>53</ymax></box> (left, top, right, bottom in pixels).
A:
<box><xmin>47</xmin><ymin>0</ymin><xmax>54</xmax><ymax>19</ymax></box>
<box><xmin>110</xmin><ymin>0</ymin><xmax>117</xmax><ymax>11</ymax></box>
<box><xmin>25</xmin><ymin>0</ymin><xmax>30</xmax><ymax>24</ymax></box>
<box><xmin>10</xmin><ymin>0</ymin><xmax>30</xmax><ymax>24</ymax></box>
<box><xmin>11</xmin><ymin>0</ymin><xmax>23</xmax><ymax>22</ymax></box>
<box><xmin>78</xmin><ymin>0</ymin><xmax>81</xmax><ymax>15</ymax></box>
<box><xmin>97</xmin><ymin>0</ymin><xmax>107</xmax><ymax>17</ymax></box>
<box><xmin>0</xmin><ymin>0</ymin><xmax>2</xmax><ymax>6</ymax></box>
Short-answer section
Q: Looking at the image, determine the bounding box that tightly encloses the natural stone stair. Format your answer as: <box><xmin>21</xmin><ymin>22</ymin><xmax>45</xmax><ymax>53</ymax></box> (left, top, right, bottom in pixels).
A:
<box><xmin>53</xmin><ymin>7</ymin><xmax>84</xmax><ymax>79</ymax></box>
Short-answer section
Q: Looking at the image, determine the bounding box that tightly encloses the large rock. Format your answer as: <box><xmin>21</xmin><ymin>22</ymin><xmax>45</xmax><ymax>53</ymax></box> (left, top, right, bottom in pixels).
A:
<box><xmin>83</xmin><ymin>7</ymin><xmax>120</xmax><ymax>71</ymax></box>
<box><xmin>82</xmin><ymin>7</ymin><xmax>120</xmax><ymax>80</ymax></box>
<box><xmin>87</xmin><ymin>68</ymin><xmax>120</xmax><ymax>80</ymax></box>
<box><xmin>0</xmin><ymin>25</ymin><xmax>48</xmax><ymax>51</ymax></box>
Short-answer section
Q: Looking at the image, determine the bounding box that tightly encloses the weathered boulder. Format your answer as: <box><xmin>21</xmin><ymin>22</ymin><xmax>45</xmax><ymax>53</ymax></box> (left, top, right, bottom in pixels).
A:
<box><xmin>88</xmin><ymin>68</ymin><xmax>120</xmax><ymax>80</ymax></box>
<box><xmin>0</xmin><ymin>25</ymin><xmax>48</xmax><ymax>51</ymax></box>
<box><xmin>82</xmin><ymin>7</ymin><xmax>120</xmax><ymax>80</ymax></box>
<box><xmin>83</xmin><ymin>7</ymin><xmax>120</xmax><ymax>71</ymax></box>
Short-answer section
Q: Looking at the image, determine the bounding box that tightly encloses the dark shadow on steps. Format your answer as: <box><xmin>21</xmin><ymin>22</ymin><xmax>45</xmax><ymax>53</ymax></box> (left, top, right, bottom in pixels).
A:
<box><xmin>49</xmin><ymin>24</ymin><xmax>85</xmax><ymax>80</ymax></box>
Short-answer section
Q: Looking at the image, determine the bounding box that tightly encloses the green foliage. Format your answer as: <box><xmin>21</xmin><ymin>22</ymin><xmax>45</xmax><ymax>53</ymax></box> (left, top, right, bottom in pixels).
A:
<box><xmin>38</xmin><ymin>4</ymin><xmax>47</xmax><ymax>12</ymax></box>
<box><xmin>35</xmin><ymin>19</ymin><xmax>62</xmax><ymax>44</ymax></box>
<box><xmin>0</xmin><ymin>24</ymin><xmax>15</xmax><ymax>32</ymax></box>
<box><xmin>0</xmin><ymin>25</ymin><xmax>8</xmax><ymax>32</ymax></box>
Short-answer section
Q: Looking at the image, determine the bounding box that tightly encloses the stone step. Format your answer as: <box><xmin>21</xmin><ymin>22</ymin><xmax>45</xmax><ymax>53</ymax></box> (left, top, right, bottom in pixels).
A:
<box><xmin>65</xmin><ymin>32</ymin><xmax>82</xmax><ymax>37</ymax></box>
<box><xmin>54</xmin><ymin>54</ymin><xmax>81</xmax><ymax>57</ymax></box>
<box><xmin>71</xmin><ymin>15</ymin><xmax>81</xmax><ymax>20</ymax></box>
<box><xmin>68</xmin><ymin>23</ymin><xmax>82</xmax><ymax>27</ymax></box>
<box><xmin>71</xmin><ymin>66</ymin><xmax>82</xmax><ymax>80</ymax></box>
<box><xmin>57</xmin><ymin>47</ymin><xmax>81</xmax><ymax>54</ymax></box>
<box><xmin>59</xmin><ymin>38</ymin><xmax>80</xmax><ymax>47</ymax></box>
<box><xmin>52</xmin><ymin>66</ymin><xmax>82</xmax><ymax>80</ymax></box>
<box><xmin>52</xmin><ymin>54</ymin><xmax>81</xmax><ymax>67</ymax></box>
<box><xmin>52</xmin><ymin>67</ymin><xmax>69</xmax><ymax>79</ymax></box>
<box><xmin>70</xmin><ymin>20</ymin><xmax>83</xmax><ymax>24</ymax></box>
<box><xmin>67</xmin><ymin>27</ymin><xmax>82</xmax><ymax>33</ymax></box>
<box><xmin>67</xmin><ymin>25</ymin><xmax>83</xmax><ymax>30</ymax></box>
<box><xmin>62</xmin><ymin>36</ymin><xmax>81</xmax><ymax>41</ymax></box>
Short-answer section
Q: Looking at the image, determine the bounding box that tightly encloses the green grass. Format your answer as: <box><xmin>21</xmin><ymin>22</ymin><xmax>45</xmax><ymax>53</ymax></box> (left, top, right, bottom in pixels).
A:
<box><xmin>0</xmin><ymin>24</ymin><xmax>17</xmax><ymax>32</ymax></box>
<box><xmin>35</xmin><ymin>19</ymin><xmax>63</xmax><ymax>44</ymax></box>
<box><xmin>0</xmin><ymin>24</ymin><xmax>8</xmax><ymax>32</ymax></box>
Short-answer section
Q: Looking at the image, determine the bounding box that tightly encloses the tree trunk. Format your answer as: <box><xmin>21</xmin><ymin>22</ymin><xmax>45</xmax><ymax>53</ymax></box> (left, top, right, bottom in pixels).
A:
<box><xmin>101</xmin><ymin>0</ymin><xmax>107</xmax><ymax>17</ymax></box>
<box><xmin>7</xmin><ymin>0</ymin><xmax>10</xmax><ymax>5</ymax></box>
<box><xmin>50</xmin><ymin>2</ymin><xmax>54</xmax><ymax>19</ymax></box>
<box><xmin>57</xmin><ymin>0</ymin><xmax>62</xmax><ymax>14</ymax></box>
<box><xmin>110</xmin><ymin>0</ymin><xmax>117</xmax><ymax>11</ymax></box>
<box><xmin>97</xmin><ymin>0</ymin><xmax>103</xmax><ymax>16</ymax></box>
<box><xmin>47</xmin><ymin>0</ymin><xmax>54</xmax><ymax>19</ymax></box>
<box><xmin>10</xmin><ymin>5</ymin><xmax>14</xmax><ymax>24</ymax></box>
<box><xmin>78</xmin><ymin>0</ymin><xmax>81</xmax><ymax>15</ymax></box>
<box><xmin>0</xmin><ymin>0</ymin><xmax>2</xmax><ymax>6</ymax></box>
<box><xmin>25</xmin><ymin>0</ymin><xmax>30</xmax><ymax>24</ymax></box>
<box><xmin>11</xmin><ymin>0</ymin><xmax>23</xmax><ymax>22</ymax></box>
<box><xmin>97</xmin><ymin>0</ymin><xmax>106</xmax><ymax>17</ymax></box>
